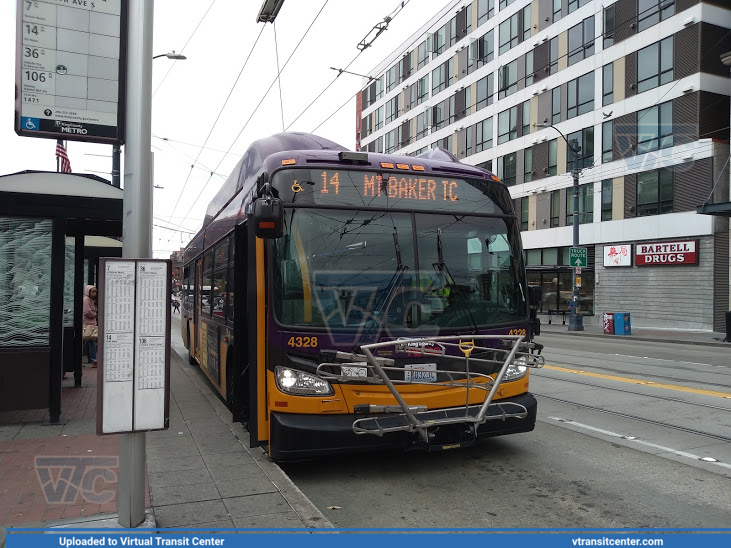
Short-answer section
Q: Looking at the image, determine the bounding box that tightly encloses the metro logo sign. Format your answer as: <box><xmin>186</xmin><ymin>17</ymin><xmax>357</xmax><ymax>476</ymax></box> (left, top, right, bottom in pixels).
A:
<box><xmin>635</xmin><ymin>240</ymin><xmax>698</xmax><ymax>266</ymax></box>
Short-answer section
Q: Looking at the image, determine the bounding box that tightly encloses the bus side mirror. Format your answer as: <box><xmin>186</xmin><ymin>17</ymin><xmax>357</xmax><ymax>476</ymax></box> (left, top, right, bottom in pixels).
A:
<box><xmin>253</xmin><ymin>197</ymin><xmax>284</xmax><ymax>239</ymax></box>
<box><xmin>527</xmin><ymin>285</ymin><xmax>542</xmax><ymax>308</ymax></box>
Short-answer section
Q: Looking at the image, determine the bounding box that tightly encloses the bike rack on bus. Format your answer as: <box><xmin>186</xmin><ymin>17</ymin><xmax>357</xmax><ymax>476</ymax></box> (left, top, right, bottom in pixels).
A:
<box><xmin>316</xmin><ymin>335</ymin><xmax>544</xmax><ymax>444</ymax></box>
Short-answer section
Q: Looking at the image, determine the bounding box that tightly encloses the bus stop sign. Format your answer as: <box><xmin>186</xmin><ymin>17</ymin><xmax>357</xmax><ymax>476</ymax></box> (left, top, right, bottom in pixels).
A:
<box><xmin>570</xmin><ymin>247</ymin><xmax>587</xmax><ymax>267</ymax></box>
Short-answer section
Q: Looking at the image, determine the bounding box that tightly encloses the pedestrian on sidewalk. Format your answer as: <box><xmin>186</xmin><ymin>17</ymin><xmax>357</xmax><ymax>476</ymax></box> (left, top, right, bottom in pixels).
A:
<box><xmin>83</xmin><ymin>285</ymin><xmax>98</xmax><ymax>367</ymax></box>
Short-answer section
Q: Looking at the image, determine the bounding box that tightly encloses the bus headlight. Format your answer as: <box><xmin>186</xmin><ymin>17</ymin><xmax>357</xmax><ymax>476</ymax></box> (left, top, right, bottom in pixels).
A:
<box><xmin>275</xmin><ymin>367</ymin><xmax>334</xmax><ymax>396</ymax></box>
<box><xmin>502</xmin><ymin>357</ymin><xmax>528</xmax><ymax>382</ymax></box>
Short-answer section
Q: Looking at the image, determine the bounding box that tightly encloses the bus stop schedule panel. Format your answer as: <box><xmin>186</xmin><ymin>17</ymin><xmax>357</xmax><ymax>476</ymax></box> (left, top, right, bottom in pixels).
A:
<box><xmin>96</xmin><ymin>258</ymin><xmax>171</xmax><ymax>435</ymax></box>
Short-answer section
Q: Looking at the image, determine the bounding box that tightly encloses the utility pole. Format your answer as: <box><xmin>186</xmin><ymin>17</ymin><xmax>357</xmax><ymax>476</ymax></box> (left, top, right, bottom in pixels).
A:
<box><xmin>569</xmin><ymin>138</ymin><xmax>584</xmax><ymax>332</ymax></box>
<box><xmin>537</xmin><ymin>122</ymin><xmax>584</xmax><ymax>331</ymax></box>
<box><xmin>118</xmin><ymin>0</ymin><xmax>154</xmax><ymax>528</ymax></box>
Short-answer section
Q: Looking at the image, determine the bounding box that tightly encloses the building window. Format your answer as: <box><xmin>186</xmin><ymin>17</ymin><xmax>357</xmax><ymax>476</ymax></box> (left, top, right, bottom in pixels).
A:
<box><xmin>601</xmin><ymin>179</ymin><xmax>613</xmax><ymax>221</ymax></box>
<box><xmin>432</xmin><ymin>97</ymin><xmax>455</xmax><ymax>131</ymax></box>
<box><xmin>521</xmin><ymin>197</ymin><xmax>529</xmax><ymax>230</ymax></box>
<box><xmin>525</xmin><ymin>50</ymin><xmax>534</xmax><ymax>87</ymax></box>
<box><xmin>366</xmin><ymin>136</ymin><xmax>383</xmax><ymax>153</ymax></box>
<box><xmin>433</xmin><ymin>25</ymin><xmax>447</xmax><ymax>57</ymax></box>
<box><xmin>416</xmin><ymin>109</ymin><xmax>431</xmax><ymax>139</ymax></box>
<box><xmin>549</xmin><ymin>37</ymin><xmax>559</xmax><ymax>75</ymax></box>
<box><xmin>385</xmin><ymin>128</ymin><xmax>400</xmax><ymax>153</ymax></box>
<box><xmin>550</xmin><ymin>191</ymin><xmax>560</xmax><ymax>227</ymax></box>
<box><xmin>431</xmin><ymin>58</ymin><xmax>454</xmax><ymax>96</ymax></box>
<box><xmin>522</xmin><ymin>101</ymin><xmax>531</xmax><ymax>136</ymax></box>
<box><xmin>602</xmin><ymin>121</ymin><xmax>613</xmax><ymax>163</ymax></box>
<box><xmin>432</xmin><ymin>135</ymin><xmax>452</xmax><ymax>151</ymax></box>
<box><xmin>449</xmin><ymin>17</ymin><xmax>458</xmax><ymax>47</ymax></box>
<box><xmin>498</xmin><ymin>152</ymin><xmax>517</xmax><ymax>186</ymax></box>
<box><xmin>498</xmin><ymin>59</ymin><xmax>518</xmax><ymax>99</ymax></box>
<box><xmin>568</xmin><ymin>16</ymin><xmax>594</xmax><ymax>66</ymax></box>
<box><xmin>476</xmin><ymin>73</ymin><xmax>494</xmax><ymax>111</ymax></box>
<box><xmin>385</xmin><ymin>96</ymin><xmax>400</xmax><ymax>124</ymax></box>
<box><xmin>522</xmin><ymin>5</ymin><xmax>531</xmax><ymax>40</ymax></box>
<box><xmin>638</xmin><ymin>37</ymin><xmax>673</xmax><ymax>93</ymax></box>
<box><xmin>477</xmin><ymin>0</ymin><xmax>495</xmax><ymax>26</ymax></box>
<box><xmin>468</xmin><ymin>30</ymin><xmax>494</xmax><ymax>74</ymax></box>
<box><xmin>567</xmin><ymin>72</ymin><xmax>594</xmax><ymax>119</ymax></box>
<box><xmin>416</xmin><ymin>74</ymin><xmax>429</xmax><ymax>107</ymax></box>
<box><xmin>553</xmin><ymin>0</ymin><xmax>563</xmax><ymax>23</ymax></box>
<box><xmin>568</xmin><ymin>0</ymin><xmax>590</xmax><ymax>13</ymax></box>
<box><xmin>475</xmin><ymin>117</ymin><xmax>493</xmax><ymax>152</ymax></box>
<box><xmin>497</xmin><ymin>106</ymin><xmax>518</xmax><ymax>144</ymax></box>
<box><xmin>603</xmin><ymin>63</ymin><xmax>613</xmax><ymax>106</ymax></box>
<box><xmin>638</xmin><ymin>0</ymin><xmax>675</xmax><ymax>32</ymax></box>
<box><xmin>548</xmin><ymin>139</ymin><xmax>558</xmax><ymax>175</ymax></box>
<box><xmin>499</xmin><ymin>0</ymin><xmax>516</xmax><ymax>9</ymax></box>
<box><xmin>386</xmin><ymin>63</ymin><xmax>400</xmax><ymax>93</ymax></box>
<box><xmin>566</xmin><ymin>184</ymin><xmax>594</xmax><ymax>225</ymax></box>
<box><xmin>637</xmin><ymin>168</ymin><xmax>673</xmax><ymax>216</ymax></box>
<box><xmin>499</xmin><ymin>12</ymin><xmax>520</xmax><ymax>55</ymax></box>
<box><xmin>477</xmin><ymin>160</ymin><xmax>493</xmax><ymax>173</ymax></box>
<box><xmin>637</xmin><ymin>101</ymin><xmax>673</xmax><ymax>154</ymax></box>
<box><xmin>375</xmin><ymin>106</ymin><xmax>384</xmax><ymax>130</ymax></box>
<box><xmin>524</xmin><ymin>148</ymin><xmax>533</xmax><ymax>183</ymax></box>
<box><xmin>566</xmin><ymin>127</ymin><xmax>594</xmax><ymax>171</ymax></box>
<box><xmin>417</xmin><ymin>40</ymin><xmax>429</xmax><ymax>70</ymax></box>
<box><xmin>603</xmin><ymin>5</ymin><xmax>615</xmax><ymax>48</ymax></box>
<box><xmin>551</xmin><ymin>87</ymin><xmax>561</xmax><ymax>124</ymax></box>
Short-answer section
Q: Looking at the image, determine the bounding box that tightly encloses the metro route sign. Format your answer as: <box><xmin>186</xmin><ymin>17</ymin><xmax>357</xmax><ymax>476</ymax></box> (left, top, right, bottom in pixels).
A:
<box><xmin>570</xmin><ymin>247</ymin><xmax>587</xmax><ymax>267</ymax></box>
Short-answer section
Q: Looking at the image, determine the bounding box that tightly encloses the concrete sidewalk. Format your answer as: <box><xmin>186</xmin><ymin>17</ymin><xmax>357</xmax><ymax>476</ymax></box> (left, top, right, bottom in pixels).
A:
<box><xmin>539</xmin><ymin>317</ymin><xmax>728</xmax><ymax>347</ymax></box>
<box><xmin>146</xmin><ymin>337</ymin><xmax>332</xmax><ymax>530</ymax></box>
<box><xmin>1</xmin><ymin>321</ymin><xmax>331</xmax><ymax>544</ymax></box>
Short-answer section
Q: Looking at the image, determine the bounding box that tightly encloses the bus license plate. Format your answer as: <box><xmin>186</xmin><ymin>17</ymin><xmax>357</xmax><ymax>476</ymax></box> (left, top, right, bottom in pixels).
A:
<box><xmin>404</xmin><ymin>363</ymin><xmax>437</xmax><ymax>382</ymax></box>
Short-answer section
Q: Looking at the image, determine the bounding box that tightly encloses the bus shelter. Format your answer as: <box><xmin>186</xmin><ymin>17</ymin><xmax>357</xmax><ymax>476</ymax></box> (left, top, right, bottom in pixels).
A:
<box><xmin>0</xmin><ymin>171</ymin><xmax>123</xmax><ymax>423</ymax></box>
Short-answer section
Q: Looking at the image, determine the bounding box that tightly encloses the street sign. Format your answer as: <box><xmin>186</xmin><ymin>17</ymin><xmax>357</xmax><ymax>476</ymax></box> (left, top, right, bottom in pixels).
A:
<box><xmin>570</xmin><ymin>247</ymin><xmax>587</xmax><ymax>267</ymax></box>
<box><xmin>15</xmin><ymin>0</ymin><xmax>127</xmax><ymax>144</ymax></box>
<box><xmin>575</xmin><ymin>267</ymin><xmax>582</xmax><ymax>275</ymax></box>
<box><xmin>576</xmin><ymin>276</ymin><xmax>582</xmax><ymax>287</ymax></box>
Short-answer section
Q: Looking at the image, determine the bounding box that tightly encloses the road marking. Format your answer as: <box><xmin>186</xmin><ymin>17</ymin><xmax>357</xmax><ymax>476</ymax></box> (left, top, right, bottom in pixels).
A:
<box><xmin>546</xmin><ymin>416</ymin><xmax>731</xmax><ymax>470</ymax></box>
<box><xmin>543</xmin><ymin>365</ymin><xmax>731</xmax><ymax>399</ymax></box>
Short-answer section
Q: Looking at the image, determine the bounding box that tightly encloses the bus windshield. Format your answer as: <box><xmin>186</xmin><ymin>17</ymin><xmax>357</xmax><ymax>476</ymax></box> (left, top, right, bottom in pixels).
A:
<box><xmin>271</xmin><ymin>208</ymin><xmax>527</xmax><ymax>332</ymax></box>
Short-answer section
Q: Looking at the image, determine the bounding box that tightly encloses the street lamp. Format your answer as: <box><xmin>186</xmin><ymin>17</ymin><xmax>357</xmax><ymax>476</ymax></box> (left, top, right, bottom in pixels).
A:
<box><xmin>537</xmin><ymin>121</ymin><xmax>584</xmax><ymax>331</ymax></box>
<box><xmin>112</xmin><ymin>52</ymin><xmax>187</xmax><ymax>188</ymax></box>
<box><xmin>152</xmin><ymin>51</ymin><xmax>187</xmax><ymax>60</ymax></box>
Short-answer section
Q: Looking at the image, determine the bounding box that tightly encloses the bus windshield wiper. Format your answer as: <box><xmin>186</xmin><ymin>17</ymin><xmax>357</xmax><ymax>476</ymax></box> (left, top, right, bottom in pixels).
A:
<box><xmin>358</xmin><ymin>229</ymin><xmax>408</xmax><ymax>344</ymax></box>
<box><xmin>433</xmin><ymin>228</ymin><xmax>478</xmax><ymax>334</ymax></box>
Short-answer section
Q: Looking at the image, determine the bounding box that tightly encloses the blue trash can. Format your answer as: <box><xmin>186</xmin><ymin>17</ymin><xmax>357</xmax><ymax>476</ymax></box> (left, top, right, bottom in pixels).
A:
<box><xmin>614</xmin><ymin>313</ymin><xmax>631</xmax><ymax>336</ymax></box>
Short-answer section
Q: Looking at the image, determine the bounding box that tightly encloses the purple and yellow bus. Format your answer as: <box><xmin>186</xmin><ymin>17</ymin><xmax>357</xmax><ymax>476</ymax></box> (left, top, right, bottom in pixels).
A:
<box><xmin>181</xmin><ymin>133</ymin><xmax>543</xmax><ymax>460</ymax></box>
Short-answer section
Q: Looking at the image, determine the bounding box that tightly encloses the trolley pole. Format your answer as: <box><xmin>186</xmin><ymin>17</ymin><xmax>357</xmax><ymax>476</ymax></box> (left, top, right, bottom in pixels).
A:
<box><xmin>118</xmin><ymin>0</ymin><xmax>154</xmax><ymax>528</ymax></box>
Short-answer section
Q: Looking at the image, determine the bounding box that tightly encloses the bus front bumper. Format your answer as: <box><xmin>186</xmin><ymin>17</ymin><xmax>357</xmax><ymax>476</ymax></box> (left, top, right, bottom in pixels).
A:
<box><xmin>269</xmin><ymin>392</ymin><xmax>537</xmax><ymax>461</ymax></box>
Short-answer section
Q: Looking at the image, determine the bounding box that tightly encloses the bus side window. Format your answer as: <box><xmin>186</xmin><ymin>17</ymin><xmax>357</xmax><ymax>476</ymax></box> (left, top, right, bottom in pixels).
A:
<box><xmin>201</xmin><ymin>252</ymin><xmax>213</xmax><ymax>316</ymax></box>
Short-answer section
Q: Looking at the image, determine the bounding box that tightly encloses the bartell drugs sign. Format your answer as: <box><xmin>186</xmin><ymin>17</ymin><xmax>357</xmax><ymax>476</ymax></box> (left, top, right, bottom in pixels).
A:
<box><xmin>635</xmin><ymin>240</ymin><xmax>698</xmax><ymax>266</ymax></box>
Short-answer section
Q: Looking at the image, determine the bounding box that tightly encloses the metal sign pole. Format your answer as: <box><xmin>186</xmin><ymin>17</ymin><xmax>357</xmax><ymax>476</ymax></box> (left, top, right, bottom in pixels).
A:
<box><xmin>118</xmin><ymin>0</ymin><xmax>154</xmax><ymax>529</ymax></box>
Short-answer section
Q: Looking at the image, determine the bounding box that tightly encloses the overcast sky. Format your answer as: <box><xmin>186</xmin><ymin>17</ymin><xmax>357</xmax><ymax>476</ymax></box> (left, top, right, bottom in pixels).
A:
<box><xmin>2</xmin><ymin>0</ymin><xmax>453</xmax><ymax>257</ymax></box>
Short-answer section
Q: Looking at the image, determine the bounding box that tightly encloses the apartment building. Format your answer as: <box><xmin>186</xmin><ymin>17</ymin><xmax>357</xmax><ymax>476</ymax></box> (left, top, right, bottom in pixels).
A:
<box><xmin>357</xmin><ymin>0</ymin><xmax>731</xmax><ymax>331</ymax></box>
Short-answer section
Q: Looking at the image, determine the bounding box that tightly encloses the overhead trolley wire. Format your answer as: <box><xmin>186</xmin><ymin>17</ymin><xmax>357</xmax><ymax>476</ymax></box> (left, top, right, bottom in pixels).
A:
<box><xmin>152</xmin><ymin>0</ymin><xmax>217</xmax><ymax>98</ymax></box>
<box><xmin>165</xmin><ymin>23</ymin><xmax>267</xmax><ymax>226</ymax></box>
<box><xmin>174</xmin><ymin>1</ymin><xmax>331</xmax><ymax>231</ymax></box>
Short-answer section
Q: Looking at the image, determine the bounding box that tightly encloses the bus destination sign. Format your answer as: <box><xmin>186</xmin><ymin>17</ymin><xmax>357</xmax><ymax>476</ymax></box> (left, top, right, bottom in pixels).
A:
<box><xmin>278</xmin><ymin>169</ymin><xmax>507</xmax><ymax>214</ymax></box>
<box><xmin>14</xmin><ymin>0</ymin><xmax>127</xmax><ymax>144</ymax></box>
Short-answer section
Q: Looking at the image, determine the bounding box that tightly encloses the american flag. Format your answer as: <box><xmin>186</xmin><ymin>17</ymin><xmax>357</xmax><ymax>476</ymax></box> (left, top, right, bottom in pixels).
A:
<box><xmin>56</xmin><ymin>140</ymin><xmax>72</xmax><ymax>173</ymax></box>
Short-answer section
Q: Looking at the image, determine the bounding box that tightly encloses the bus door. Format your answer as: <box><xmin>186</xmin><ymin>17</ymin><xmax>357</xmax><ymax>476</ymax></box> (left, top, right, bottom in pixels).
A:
<box><xmin>195</xmin><ymin>258</ymin><xmax>202</xmax><ymax>361</ymax></box>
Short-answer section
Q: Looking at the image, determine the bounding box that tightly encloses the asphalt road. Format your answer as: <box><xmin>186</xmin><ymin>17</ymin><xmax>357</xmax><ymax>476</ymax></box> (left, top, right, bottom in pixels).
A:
<box><xmin>283</xmin><ymin>334</ymin><xmax>731</xmax><ymax>528</ymax></box>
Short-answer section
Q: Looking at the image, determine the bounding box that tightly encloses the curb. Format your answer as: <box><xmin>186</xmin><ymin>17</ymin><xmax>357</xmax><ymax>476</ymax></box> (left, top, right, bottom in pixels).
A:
<box><xmin>540</xmin><ymin>329</ymin><xmax>729</xmax><ymax>348</ymax></box>
<box><xmin>170</xmin><ymin>346</ymin><xmax>334</xmax><ymax>530</ymax></box>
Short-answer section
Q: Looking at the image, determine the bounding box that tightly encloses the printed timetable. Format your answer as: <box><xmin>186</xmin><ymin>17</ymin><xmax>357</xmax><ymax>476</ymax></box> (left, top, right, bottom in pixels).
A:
<box><xmin>98</xmin><ymin>258</ymin><xmax>170</xmax><ymax>435</ymax></box>
<box><xmin>15</xmin><ymin>0</ymin><xmax>126</xmax><ymax>143</ymax></box>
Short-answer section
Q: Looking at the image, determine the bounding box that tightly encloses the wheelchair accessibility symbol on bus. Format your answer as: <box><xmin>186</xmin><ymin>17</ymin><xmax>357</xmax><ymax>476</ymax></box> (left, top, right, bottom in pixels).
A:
<box><xmin>292</xmin><ymin>180</ymin><xmax>303</xmax><ymax>192</ymax></box>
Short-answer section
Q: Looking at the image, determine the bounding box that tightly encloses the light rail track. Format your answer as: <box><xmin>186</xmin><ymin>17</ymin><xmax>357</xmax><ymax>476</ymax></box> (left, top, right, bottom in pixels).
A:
<box><xmin>532</xmin><ymin>372</ymin><xmax>731</xmax><ymax>412</ymax></box>
<box><xmin>534</xmin><ymin>393</ymin><xmax>731</xmax><ymax>443</ymax></box>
